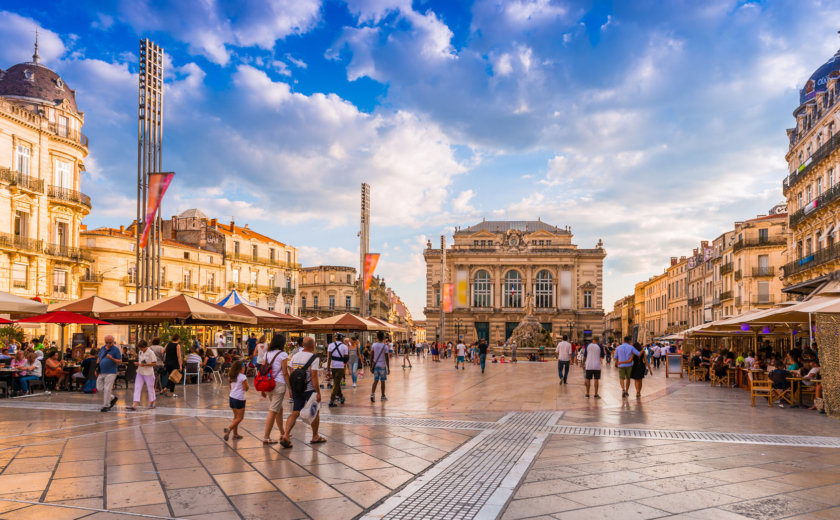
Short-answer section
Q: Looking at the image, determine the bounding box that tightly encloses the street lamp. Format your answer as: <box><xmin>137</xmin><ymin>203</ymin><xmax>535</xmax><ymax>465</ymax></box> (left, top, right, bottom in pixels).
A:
<box><xmin>456</xmin><ymin>318</ymin><xmax>462</xmax><ymax>341</ymax></box>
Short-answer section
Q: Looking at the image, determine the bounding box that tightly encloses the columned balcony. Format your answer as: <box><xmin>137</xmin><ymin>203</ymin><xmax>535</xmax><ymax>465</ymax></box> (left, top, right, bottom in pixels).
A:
<box><xmin>783</xmin><ymin>242</ymin><xmax>840</xmax><ymax>277</ymax></box>
<box><xmin>47</xmin><ymin>185</ymin><xmax>92</xmax><ymax>209</ymax></box>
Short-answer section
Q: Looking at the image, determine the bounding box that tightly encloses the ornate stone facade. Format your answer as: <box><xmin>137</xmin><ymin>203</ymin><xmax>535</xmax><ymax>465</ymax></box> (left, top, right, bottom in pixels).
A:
<box><xmin>423</xmin><ymin>220</ymin><xmax>606</xmax><ymax>345</ymax></box>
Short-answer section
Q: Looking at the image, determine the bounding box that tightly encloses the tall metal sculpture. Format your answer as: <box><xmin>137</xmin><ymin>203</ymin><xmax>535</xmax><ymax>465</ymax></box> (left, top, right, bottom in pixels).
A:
<box><xmin>136</xmin><ymin>39</ymin><xmax>164</xmax><ymax>304</ymax></box>
<box><xmin>359</xmin><ymin>183</ymin><xmax>370</xmax><ymax>317</ymax></box>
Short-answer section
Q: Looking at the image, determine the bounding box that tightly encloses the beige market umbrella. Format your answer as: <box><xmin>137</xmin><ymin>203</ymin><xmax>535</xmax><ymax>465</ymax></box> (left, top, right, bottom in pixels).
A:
<box><xmin>306</xmin><ymin>313</ymin><xmax>386</xmax><ymax>332</ymax></box>
<box><xmin>0</xmin><ymin>291</ymin><xmax>47</xmax><ymax>317</ymax></box>
<box><xmin>226</xmin><ymin>303</ymin><xmax>305</xmax><ymax>328</ymax></box>
<box><xmin>50</xmin><ymin>295</ymin><xmax>126</xmax><ymax>317</ymax></box>
<box><xmin>99</xmin><ymin>294</ymin><xmax>256</xmax><ymax>325</ymax></box>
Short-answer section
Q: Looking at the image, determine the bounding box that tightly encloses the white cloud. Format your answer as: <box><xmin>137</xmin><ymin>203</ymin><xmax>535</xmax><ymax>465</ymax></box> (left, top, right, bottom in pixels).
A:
<box><xmin>0</xmin><ymin>11</ymin><xmax>65</xmax><ymax>65</ymax></box>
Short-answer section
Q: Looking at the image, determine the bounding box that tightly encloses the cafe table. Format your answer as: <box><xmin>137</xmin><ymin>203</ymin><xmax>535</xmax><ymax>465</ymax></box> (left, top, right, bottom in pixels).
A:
<box><xmin>787</xmin><ymin>377</ymin><xmax>804</xmax><ymax>407</ymax></box>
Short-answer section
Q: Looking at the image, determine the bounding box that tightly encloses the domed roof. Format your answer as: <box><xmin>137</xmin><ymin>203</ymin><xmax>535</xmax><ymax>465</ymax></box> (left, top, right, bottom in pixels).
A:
<box><xmin>0</xmin><ymin>53</ymin><xmax>78</xmax><ymax>114</ymax></box>
<box><xmin>179</xmin><ymin>208</ymin><xmax>208</xmax><ymax>219</ymax></box>
<box><xmin>799</xmin><ymin>48</ymin><xmax>840</xmax><ymax>105</ymax></box>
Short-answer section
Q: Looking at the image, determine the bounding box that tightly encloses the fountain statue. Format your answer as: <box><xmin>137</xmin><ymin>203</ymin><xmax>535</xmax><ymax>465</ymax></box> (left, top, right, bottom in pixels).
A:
<box><xmin>498</xmin><ymin>292</ymin><xmax>554</xmax><ymax>357</ymax></box>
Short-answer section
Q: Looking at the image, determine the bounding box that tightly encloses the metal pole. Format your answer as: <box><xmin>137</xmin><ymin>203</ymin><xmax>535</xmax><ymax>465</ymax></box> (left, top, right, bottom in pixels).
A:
<box><xmin>440</xmin><ymin>235</ymin><xmax>446</xmax><ymax>344</ymax></box>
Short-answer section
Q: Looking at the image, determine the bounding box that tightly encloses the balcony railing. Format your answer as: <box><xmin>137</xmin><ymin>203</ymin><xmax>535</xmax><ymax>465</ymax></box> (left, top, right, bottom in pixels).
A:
<box><xmin>720</xmin><ymin>263</ymin><xmax>733</xmax><ymax>275</ymax></box>
<box><xmin>752</xmin><ymin>296</ymin><xmax>775</xmax><ymax>305</ymax></box>
<box><xmin>790</xmin><ymin>182</ymin><xmax>840</xmax><ymax>227</ymax></box>
<box><xmin>783</xmin><ymin>242</ymin><xmax>840</xmax><ymax>277</ymax></box>
<box><xmin>122</xmin><ymin>275</ymin><xmax>137</xmax><ymax>286</ymax></box>
<box><xmin>300</xmin><ymin>306</ymin><xmax>360</xmax><ymax>314</ymax></box>
<box><xmin>12</xmin><ymin>279</ymin><xmax>26</xmax><ymax>289</ymax></box>
<box><xmin>751</xmin><ymin>266</ymin><xmax>775</xmax><ymax>277</ymax></box>
<box><xmin>0</xmin><ymin>168</ymin><xmax>45</xmax><ymax>193</ymax></box>
<box><xmin>47</xmin><ymin>185</ymin><xmax>91</xmax><ymax>208</ymax></box>
<box><xmin>281</xmin><ymin>287</ymin><xmax>296</xmax><ymax>297</ymax></box>
<box><xmin>47</xmin><ymin>122</ymin><xmax>89</xmax><ymax>147</ymax></box>
<box><xmin>720</xmin><ymin>290</ymin><xmax>733</xmax><ymax>301</ymax></box>
<box><xmin>80</xmin><ymin>272</ymin><xmax>104</xmax><ymax>283</ymax></box>
<box><xmin>733</xmin><ymin>237</ymin><xmax>786</xmax><ymax>252</ymax></box>
<box><xmin>735</xmin><ymin>296</ymin><xmax>742</xmax><ymax>307</ymax></box>
<box><xmin>178</xmin><ymin>282</ymin><xmax>198</xmax><ymax>291</ymax></box>
<box><xmin>44</xmin><ymin>243</ymin><xmax>93</xmax><ymax>262</ymax></box>
<box><xmin>229</xmin><ymin>251</ymin><xmax>302</xmax><ymax>270</ymax></box>
<box><xmin>0</xmin><ymin>232</ymin><xmax>43</xmax><ymax>254</ymax></box>
<box><xmin>227</xmin><ymin>282</ymin><xmax>247</xmax><ymax>291</ymax></box>
<box><xmin>712</xmin><ymin>297</ymin><xmax>721</xmax><ymax>306</ymax></box>
<box><xmin>783</xmin><ymin>130</ymin><xmax>840</xmax><ymax>192</ymax></box>
<box><xmin>203</xmin><ymin>284</ymin><xmax>220</xmax><ymax>293</ymax></box>
<box><xmin>688</xmin><ymin>296</ymin><xmax>702</xmax><ymax>306</ymax></box>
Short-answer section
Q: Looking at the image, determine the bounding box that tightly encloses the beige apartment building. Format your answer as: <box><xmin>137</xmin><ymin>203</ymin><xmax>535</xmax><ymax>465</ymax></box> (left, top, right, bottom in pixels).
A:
<box><xmin>0</xmin><ymin>47</ymin><xmax>92</xmax><ymax>305</ymax></box>
<box><xmin>665</xmin><ymin>257</ymin><xmax>688</xmax><ymax>335</ymax></box>
<box><xmin>781</xmin><ymin>44</ymin><xmax>840</xmax><ymax>296</ymax></box>
<box><xmin>641</xmin><ymin>272</ymin><xmax>667</xmax><ymax>341</ymax></box>
<box><xmin>731</xmin><ymin>212</ymin><xmax>788</xmax><ymax>313</ymax></box>
<box><xmin>299</xmin><ymin>265</ymin><xmax>358</xmax><ymax>318</ymax></box>
<box><xmin>687</xmin><ymin>242</ymin><xmax>709</xmax><ymax>328</ymax></box>
<box><xmin>633</xmin><ymin>281</ymin><xmax>646</xmax><ymax>342</ymax></box>
<box><xmin>424</xmin><ymin>220</ymin><xmax>606</xmax><ymax>345</ymax></box>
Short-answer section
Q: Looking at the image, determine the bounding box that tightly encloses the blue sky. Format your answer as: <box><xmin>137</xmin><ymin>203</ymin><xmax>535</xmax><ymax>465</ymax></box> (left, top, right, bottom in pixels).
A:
<box><xmin>1</xmin><ymin>0</ymin><xmax>838</xmax><ymax>318</ymax></box>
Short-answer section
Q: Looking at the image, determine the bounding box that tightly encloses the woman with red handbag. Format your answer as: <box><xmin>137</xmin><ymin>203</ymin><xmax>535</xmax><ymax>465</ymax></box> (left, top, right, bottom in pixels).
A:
<box><xmin>258</xmin><ymin>335</ymin><xmax>289</xmax><ymax>445</ymax></box>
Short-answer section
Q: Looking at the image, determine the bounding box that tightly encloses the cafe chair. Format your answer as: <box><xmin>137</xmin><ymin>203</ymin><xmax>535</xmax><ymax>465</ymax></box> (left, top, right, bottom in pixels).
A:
<box><xmin>800</xmin><ymin>384</ymin><xmax>817</xmax><ymax>404</ymax></box>
<box><xmin>772</xmin><ymin>385</ymin><xmax>794</xmax><ymax>406</ymax></box>
<box><xmin>750</xmin><ymin>379</ymin><xmax>773</xmax><ymax>407</ymax></box>
<box><xmin>0</xmin><ymin>381</ymin><xmax>8</xmax><ymax>398</ymax></box>
<box><xmin>211</xmin><ymin>363</ymin><xmax>224</xmax><ymax>384</ymax></box>
<box><xmin>183</xmin><ymin>362</ymin><xmax>201</xmax><ymax>387</ymax></box>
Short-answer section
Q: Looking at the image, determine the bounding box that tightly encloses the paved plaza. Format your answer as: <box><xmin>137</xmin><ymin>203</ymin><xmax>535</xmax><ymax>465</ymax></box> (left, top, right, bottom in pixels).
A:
<box><xmin>0</xmin><ymin>358</ymin><xmax>836</xmax><ymax>519</ymax></box>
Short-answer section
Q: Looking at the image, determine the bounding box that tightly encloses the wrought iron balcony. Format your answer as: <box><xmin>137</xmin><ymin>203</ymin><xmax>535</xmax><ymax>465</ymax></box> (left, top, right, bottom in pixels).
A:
<box><xmin>300</xmin><ymin>305</ymin><xmax>360</xmax><ymax>314</ymax></box>
<box><xmin>47</xmin><ymin>122</ymin><xmax>89</xmax><ymax>147</ymax></box>
<box><xmin>178</xmin><ymin>282</ymin><xmax>198</xmax><ymax>291</ymax></box>
<box><xmin>688</xmin><ymin>296</ymin><xmax>702</xmax><ymax>306</ymax></box>
<box><xmin>0</xmin><ymin>232</ymin><xmax>43</xmax><ymax>254</ymax></box>
<box><xmin>789</xmin><ymin>182</ymin><xmax>840</xmax><ymax>227</ymax></box>
<box><xmin>783</xmin><ymin>130</ymin><xmax>840</xmax><ymax>193</ymax></box>
<box><xmin>732</xmin><ymin>237</ymin><xmax>786</xmax><ymax>252</ymax></box>
<box><xmin>44</xmin><ymin>243</ymin><xmax>93</xmax><ymax>262</ymax></box>
<box><xmin>734</xmin><ymin>270</ymin><xmax>742</xmax><ymax>281</ymax></box>
<box><xmin>80</xmin><ymin>272</ymin><xmax>104</xmax><ymax>284</ymax></box>
<box><xmin>0</xmin><ymin>168</ymin><xmax>44</xmax><ymax>193</ymax></box>
<box><xmin>751</xmin><ymin>266</ymin><xmax>775</xmax><ymax>277</ymax></box>
<box><xmin>122</xmin><ymin>275</ymin><xmax>137</xmax><ymax>286</ymax></box>
<box><xmin>782</xmin><ymin>242</ymin><xmax>840</xmax><ymax>277</ymax></box>
<box><xmin>203</xmin><ymin>284</ymin><xmax>220</xmax><ymax>293</ymax></box>
<box><xmin>47</xmin><ymin>185</ymin><xmax>91</xmax><ymax>208</ymax></box>
<box><xmin>752</xmin><ymin>296</ymin><xmax>775</xmax><ymax>305</ymax></box>
<box><xmin>720</xmin><ymin>263</ymin><xmax>734</xmax><ymax>275</ymax></box>
<box><xmin>281</xmin><ymin>287</ymin><xmax>296</xmax><ymax>297</ymax></box>
<box><xmin>720</xmin><ymin>290</ymin><xmax>733</xmax><ymax>301</ymax></box>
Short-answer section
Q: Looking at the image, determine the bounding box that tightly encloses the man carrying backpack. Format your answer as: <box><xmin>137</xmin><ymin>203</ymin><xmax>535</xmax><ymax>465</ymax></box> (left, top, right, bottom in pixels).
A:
<box><xmin>280</xmin><ymin>337</ymin><xmax>325</xmax><ymax>448</ymax></box>
<box><xmin>328</xmin><ymin>333</ymin><xmax>349</xmax><ymax>408</ymax></box>
<box><xmin>370</xmin><ymin>331</ymin><xmax>390</xmax><ymax>403</ymax></box>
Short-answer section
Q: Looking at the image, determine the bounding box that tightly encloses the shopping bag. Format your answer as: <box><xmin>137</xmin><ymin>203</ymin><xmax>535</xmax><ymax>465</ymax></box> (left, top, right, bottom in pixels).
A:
<box><xmin>299</xmin><ymin>393</ymin><xmax>320</xmax><ymax>425</ymax></box>
<box><xmin>168</xmin><ymin>369</ymin><xmax>183</xmax><ymax>384</ymax></box>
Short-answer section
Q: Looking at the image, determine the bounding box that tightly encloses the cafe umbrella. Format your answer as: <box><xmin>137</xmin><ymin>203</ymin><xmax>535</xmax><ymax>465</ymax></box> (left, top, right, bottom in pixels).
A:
<box><xmin>16</xmin><ymin>310</ymin><xmax>111</xmax><ymax>360</ymax></box>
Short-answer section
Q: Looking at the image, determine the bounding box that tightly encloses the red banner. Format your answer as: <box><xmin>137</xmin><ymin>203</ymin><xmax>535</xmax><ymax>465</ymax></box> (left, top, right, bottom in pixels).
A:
<box><xmin>442</xmin><ymin>283</ymin><xmax>454</xmax><ymax>313</ymax></box>
<box><xmin>364</xmin><ymin>253</ymin><xmax>380</xmax><ymax>294</ymax></box>
<box><xmin>139</xmin><ymin>172</ymin><xmax>175</xmax><ymax>249</ymax></box>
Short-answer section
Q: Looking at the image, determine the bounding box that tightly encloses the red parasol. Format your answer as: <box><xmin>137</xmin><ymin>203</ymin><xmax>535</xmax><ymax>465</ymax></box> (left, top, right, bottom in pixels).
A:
<box><xmin>17</xmin><ymin>310</ymin><xmax>111</xmax><ymax>359</ymax></box>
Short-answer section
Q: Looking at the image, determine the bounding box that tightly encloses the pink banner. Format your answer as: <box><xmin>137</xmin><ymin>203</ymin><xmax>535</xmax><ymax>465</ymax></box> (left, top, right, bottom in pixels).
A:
<box><xmin>139</xmin><ymin>172</ymin><xmax>174</xmax><ymax>249</ymax></box>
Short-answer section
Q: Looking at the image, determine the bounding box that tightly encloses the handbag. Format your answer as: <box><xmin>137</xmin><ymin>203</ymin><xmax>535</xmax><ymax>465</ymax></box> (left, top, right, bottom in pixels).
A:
<box><xmin>299</xmin><ymin>392</ymin><xmax>320</xmax><ymax>425</ymax></box>
<box><xmin>168</xmin><ymin>369</ymin><xmax>182</xmax><ymax>384</ymax></box>
<box><xmin>254</xmin><ymin>352</ymin><xmax>279</xmax><ymax>392</ymax></box>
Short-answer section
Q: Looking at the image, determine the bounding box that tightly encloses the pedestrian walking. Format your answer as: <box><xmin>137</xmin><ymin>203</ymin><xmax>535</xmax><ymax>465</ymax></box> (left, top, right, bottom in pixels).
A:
<box><xmin>510</xmin><ymin>340</ymin><xmax>518</xmax><ymax>363</ymax></box>
<box><xmin>478</xmin><ymin>339</ymin><xmax>489</xmax><ymax>373</ymax></box>
<box><xmin>348</xmin><ymin>337</ymin><xmax>360</xmax><ymax>387</ymax></box>
<box><xmin>224</xmin><ymin>360</ymin><xmax>247</xmax><ymax>441</ymax></box>
<box><xmin>402</xmin><ymin>340</ymin><xmax>413</xmax><ymax>369</ymax></box>
<box><xmin>583</xmin><ymin>337</ymin><xmax>604</xmax><ymax>399</ymax></box>
<box><xmin>615</xmin><ymin>336</ymin><xmax>641</xmax><ymax>398</ymax></box>
<box><xmin>128</xmin><ymin>340</ymin><xmax>156</xmax><ymax>410</ymax></box>
<box><xmin>370</xmin><ymin>331</ymin><xmax>390</xmax><ymax>402</ymax></box>
<box><xmin>631</xmin><ymin>342</ymin><xmax>653</xmax><ymax>398</ymax></box>
<box><xmin>555</xmin><ymin>335</ymin><xmax>572</xmax><ymax>384</ymax></box>
<box><xmin>259</xmin><ymin>335</ymin><xmax>289</xmax><ymax>444</ymax></box>
<box><xmin>96</xmin><ymin>335</ymin><xmax>122</xmax><ymax>412</ymax></box>
<box><xmin>328</xmin><ymin>333</ymin><xmax>349</xmax><ymax>408</ymax></box>
<box><xmin>605</xmin><ymin>342</ymin><xmax>614</xmax><ymax>366</ymax></box>
<box><xmin>455</xmin><ymin>340</ymin><xmax>466</xmax><ymax>370</ymax></box>
<box><xmin>163</xmin><ymin>334</ymin><xmax>183</xmax><ymax>398</ymax></box>
<box><xmin>281</xmin><ymin>337</ymin><xmax>325</xmax><ymax>448</ymax></box>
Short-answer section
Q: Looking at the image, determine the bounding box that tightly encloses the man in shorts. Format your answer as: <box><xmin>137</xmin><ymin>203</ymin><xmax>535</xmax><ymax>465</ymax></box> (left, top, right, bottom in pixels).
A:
<box><xmin>615</xmin><ymin>336</ymin><xmax>641</xmax><ymax>398</ymax></box>
<box><xmin>555</xmin><ymin>335</ymin><xmax>572</xmax><ymax>384</ymax></box>
<box><xmin>455</xmin><ymin>340</ymin><xmax>466</xmax><ymax>370</ymax></box>
<box><xmin>370</xmin><ymin>332</ymin><xmax>390</xmax><ymax>403</ymax></box>
<box><xmin>280</xmin><ymin>337</ymin><xmax>324</xmax><ymax>448</ymax></box>
<box><xmin>583</xmin><ymin>337</ymin><xmax>605</xmax><ymax>399</ymax></box>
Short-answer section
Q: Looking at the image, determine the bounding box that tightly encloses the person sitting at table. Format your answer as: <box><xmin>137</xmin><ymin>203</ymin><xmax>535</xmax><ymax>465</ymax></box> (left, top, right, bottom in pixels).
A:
<box><xmin>15</xmin><ymin>352</ymin><xmax>41</xmax><ymax>395</ymax></box>
<box><xmin>785</xmin><ymin>354</ymin><xmax>800</xmax><ymax>372</ymax></box>
<box><xmin>79</xmin><ymin>348</ymin><xmax>98</xmax><ymax>392</ymax></box>
<box><xmin>44</xmin><ymin>351</ymin><xmax>67</xmax><ymax>390</ymax></box>
<box><xmin>202</xmin><ymin>348</ymin><xmax>217</xmax><ymax>381</ymax></box>
<box><xmin>691</xmin><ymin>351</ymin><xmax>702</xmax><ymax>368</ymax></box>
<box><xmin>712</xmin><ymin>356</ymin><xmax>728</xmax><ymax>380</ymax></box>
<box><xmin>0</xmin><ymin>348</ymin><xmax>10</xmax><ymax>364</ymax></box>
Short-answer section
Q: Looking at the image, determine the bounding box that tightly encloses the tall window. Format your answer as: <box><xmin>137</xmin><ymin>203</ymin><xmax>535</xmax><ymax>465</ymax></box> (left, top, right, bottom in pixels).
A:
<box><xmin>269</xmin><ymin>248</ymin><xmax>275</xmax><ymax>261</ymax></box>
<box><xmin>183</xmin><ymin>270</ymin><xmax>192</xmax><ymax>286</ymax></box>
<box><xmin>207</xmin><ymin>273</ymin><xmax>215</xmax><ymax>288</ymax></box>
<box><xmin>504</xmin><ymin>270</ymin><xmax>522</xmax><ymax>308</ymax></box>
<box><xmin>55</xmin><ymin>221</ymin><xmax>68</xmax><ymax>248</ymax></box>
<box><xmin>12</xmin><ymin>262</ymin><xmax>27</xmax><ymax>288</ymax></box>
<box><xmin>286</xmin><ymin>276</ymin><xmax>292</xmax><ymax>289</ymax></box>
<box><xmin>758</xmin><ymin>228</ymin><xmax>768</xmax><ymax>242</ymax></box>
<box><xmin>328</xmin><ymin>295</ymin><xmax>335</xmax><ymax>309</ymax></box>
<box><xmin>535</xmin><ymin>270</ymin><xmax>553</xmax><ymax>308</ymax></box>
<box><xmin>252</xmin><ymin>244</ymin><xmax>258</xmax><ymax>261</ymax></box>
<box><xmin>314</xmin><ymin>295</ymin><xmax>319</xmax><ymax>307</ymax></box>
<box><xmin>14</xmin><ymin>211</ymin><xmax>28</xmax><ymax>238</ymax></box>
<box><xmin>57</xmin><ymin>115</ymin><xmax>68</xmax><ymax>137</ymax></box>
<box><xmin>268</xmin><ymin>274</ymin><xmax>275</xmax><ymax>288</ymax></box>
<box><xmin>583</xmin><ymin>290</ymin><xmax>593</xmax><ymax>309</ymax></box>
<box><xmin>232</xmin><ymin>269</ymin><xmax>240</xmax><ymax>283</ymax></box>
<box><xmin>250</xmin><ymin>270</ymin><xmax>258</xmax><ymax>285</ymax></box>
<box><xmin>346</xmin><ymin>295</ymin><xmax>352</xmax><ymax>309</ymax></box>
<box><xmin>757</xmin><ymin>281</ymin><xmax>770</xmax><ymax>304</ymax></box>
<box><xmin>53</xmin><ymin>269</ymin><xmax>67</xmax><ymax>295</ymax></box>
<box><xmin>473</xmin><ymin>270</ymin><xmax>491</xmax><ymax>307</ymax></box>
<box><xmin>817</xmin><ymin>177</ymin><xmax>823</xmax><ymax>196</ymax></box>
<box><xmin>301</xmin><ymin>295</ymin><xmax>307</xmax><ymax>308</ymax></box>
<box><xmin>234</xmin><ymin>241</ymin><xmax>240</xmax><ymax>256</ymax></box>
<box><xmin>830</xmin><ymin>168</ymin><xmax>835</xmax><ymax>187</ymax></box>
<box><xmin>15</xmin><ymin>145</ymin><xmax>30</xmax><ymax>175</ymax></box>
<box><xmin>54</xmin><ymin>160</ymin><xmax>72</xmax><ymax>189</ymax></box>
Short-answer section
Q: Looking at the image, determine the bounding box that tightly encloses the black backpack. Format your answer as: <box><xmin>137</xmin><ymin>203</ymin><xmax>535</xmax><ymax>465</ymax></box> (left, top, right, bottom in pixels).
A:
<box><xmin>289</xmin><ymin>354</ymin><xmax>318</xmax><ymax>395</ymax></box>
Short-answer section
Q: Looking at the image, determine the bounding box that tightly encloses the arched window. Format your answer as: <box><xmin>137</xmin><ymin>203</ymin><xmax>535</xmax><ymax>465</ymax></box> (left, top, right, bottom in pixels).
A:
<box><xmin>535</xmin><ymin>270</ymin><xmax>553</xmax><ymax>308</ymax></box>
<box><xmin>473</xmin><ymin>270</ymin><xmax>491</xmax><ymax>308</ymax></box>
<box><xmin>504</xmin><ymin>270</ymin><xmax>522</xmax><ymax>308</ymax></box>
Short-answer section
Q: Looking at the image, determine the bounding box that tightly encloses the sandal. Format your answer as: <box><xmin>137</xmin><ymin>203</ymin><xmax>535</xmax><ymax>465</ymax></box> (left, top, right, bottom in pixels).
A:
<box><xmin>279</xmin><ymin>439</ymin><xmax>293</xmax><ymax>449</ymax></box>
<box><xmin>310</xmin><ymin>436</ymin><xmax>327</xmax><ymax>444</ymax></box>
<box><xmin>262</xmin><ymin>439</ymin><xmax>278</xmax><ymax>445</ymax></box>
<box><xmin>127</xmin><ymin>406</ymin><xmax>137</xmax><ymax>411</ymax></box>
<box><xmin>233</xmin><ymin>434</ymin><xmax>243</xmax><ymax>440</ymax></box>
<box><xmin>223</xmin><ymin>428</ymin><xmax>230</xmax><ymax>441</ymax></box>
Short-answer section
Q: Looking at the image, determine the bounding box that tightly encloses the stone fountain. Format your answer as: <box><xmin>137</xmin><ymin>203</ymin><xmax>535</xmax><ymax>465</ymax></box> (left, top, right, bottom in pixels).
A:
<box><xmin>495</xmin><ymin>293</ymin><xmax>553</xmax><ymax>357</ymax></box>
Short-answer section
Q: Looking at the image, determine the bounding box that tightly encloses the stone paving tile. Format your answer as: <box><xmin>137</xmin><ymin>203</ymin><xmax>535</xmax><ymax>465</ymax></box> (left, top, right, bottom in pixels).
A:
<box><xmin>158</xmin><ymin>466</ymin><xmax>215</xmax><ymax>489</ymax></box>
<box><xmin>296</xmin><ymin>496</ymin><xmax>363</xmax><ymax>520</ymax></box>
<box><xmin>785</xmin><ymin>506</ymin><xmax>840</xmax><ymax>519</ymax></box>
<box><xmin>500</xmin><ymin>494</ymin><xmax>583</xmax><ymax>519</ymax></box>
<box><xmin>721</xmin><ymin>495</ymin><xmax>833</xmax><ymax>520</ymax></box>
<box><xmin>524</xmin><ymin>465</ymin><xmax>588</xmax><ymax>483</ymax></box>
<box><xmin>44</xmin><ymin>475</ymin><xmax>104</xmax><ymax>502</ymax></box>
<box><xmin>636</xmin><ymin>473</ymin><xmax>728</xmax><ymax>494</ymax></box>
<box><xmin>699</xmin><ymin>466</ymin><xmax>784</xmax><ymax>483</ymax></box>
<box><xmin>361</xmin><ymin>466</ymin><xmax>414</xmax><ymax>489</ymax></box>
<box><xmin>106</xmin><ymin>480</ymin><xmax>166</xmax><ymax>509</ymax></box>
<box><xmin>152</xmin><ymin>451</ymin><xmax>202</xmax><ymax>470</ymax></box>
<box><xmin>707</xmin><ymin>478</ymin><xmax>802</xmax><ymax>500</ymax></box>
<box><xmin>229</xmin><ymin>491</ymin><xmax>308</xmax><ymax>520</ymax></box>
<box><xmin>674</xmin><ymin>507</ymin><xmax>755</xmax><ymax>519</ymax></box>
<box><xmin>307</xmin><ymin>462</ymin><xmax>370</xmax><ymax>485</ymax></box>
<box><xmin>105</xmin><ymin>462</ymin><xmax>157</xmax><ymax>484</ymax></box>
<box><xmin>786</xmin><ymin>483</ymin><xmax>840</xmax><ymax>506</ymax></box>
<box><xmin>514</xmin><ymin>478</ymin><xmax>588</xmax><ymax>499</ymax></box>
<box><xmin>201</xmin><ymin>456</ymin><xmax>254</xmax><ymax>475</ymax></box>
<box><xmin>551</xmin><ymin>501</ymin><xmax>669</xmax><ymax>520</ymax></box>
<box><xmin>3</xmin><ymin>504</ymin><xmax>92</xmax><ymax>520</ymax></box>
<box><xmin>0</xmin><ymin>499</ymin><xmax>34</xmax><ymax>515</ymax></box>
<box><xmin>637</xmin><ymin>488</ymin><xmax>741</xmax><ymax>514</ymax></box>
<box><xmin>560</xmin><ymin>483</ymin><xmax>660</xmax><ymax>507</ymax></box>
<box><xmin>0</xmin><ymin>471</ymin><xmax>52</xmax><ymax>493</ymax></box>
<box><xmin>272</xmin><ymin>475</ymin><xmax>342</xmax><ymax>501</ymax></box>
<box><xmin>3</xmin><ymin>455</ymin><xmax>58</xmax><ymax>474</ymax></box>
<box><xmin>213</xmin><ymin>470</ymin><xmax>276</xmax><ymax>496</ymax></box>
<box><xmin>331</xmin><ymin>452</ymin><xmax>394</xmax><ymax>470</ymax></box>
<box><xmin>333</xmin><ymin>479</ymin><xmax>391</xmax><ymax>507</ymax></box>
<box><xmin>52</xmin><ymin>459</ymin><xmax>104</xmax><ymax>479</ymax></box>
<box><xmin>166</xmin><ymin>484</ymin><xmax>234</xmax><ymax>517</ymax></box>
<box><xmin>104</xmin><ymin>449</ymin><xmax>150</xmax><ymax>466</ymax></box>
<box><xmin>768</xmin><ymin>470</ymin><xmax>840</xmax><ymax>488</ymax></box>
<box><xmin>564</xmin><ymin>469</ymin><xmax>649</xmax><ymax>488</ymax></box>
<box><xmin>387</xmin><ymin>455</ymin><xmax>432</xmax><ymax>474</ymax></box>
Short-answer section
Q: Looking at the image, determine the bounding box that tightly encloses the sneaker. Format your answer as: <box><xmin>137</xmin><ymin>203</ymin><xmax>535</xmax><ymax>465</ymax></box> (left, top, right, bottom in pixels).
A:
<box><xmin>100</xmin><ymin>406</ymin><xmax>110</xmax><ymax>412</ymax></box>
<box><xmin>223</xmin><ymin>428</ymin><xmax>230</xmax><ymax>441</ymax></box>
<box><xmin>340</xmin><ymin>397</ymin><xmax>345</xmax><ymax>404</ymax></box>
<box><xmin>370</xmin><ymin>394</ymin><xmax>375</xmax><ymax>403</ymax></box>
<box><xmin>352</xmin><ymin>383</ymin><xmax>357</xmax><ymax>388</ymax></box>
<box><xmin>110</xmin><ymin>396</ymin><xmax>118</xmax><ymax>408</ymax></box>
<box><xmin>328</xmin><ymin>402</ymin><xmax>338</xmax><ymax>408</ymax></box>
<box><xmin>381</xmin><ymin>395</ymin><xmax>388</xmax><ymax>401</ymax></box>
<box><xmin>462</xmin><ymin>367</ymin><xmax>465</xmax><ymax>370</ymax></box>
<box><xmin>594</xmin><ymin>395</ymin><xmax>601</xmax><ymax>399</ymax></box>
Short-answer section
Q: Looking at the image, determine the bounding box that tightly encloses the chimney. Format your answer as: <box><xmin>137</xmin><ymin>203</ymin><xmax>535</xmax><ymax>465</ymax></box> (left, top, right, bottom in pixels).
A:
<box><xmin>230</xmin><ymin>220</ymin><xmax>235</xmax><ymax>232</ymax></box>
<box><xmin>670</xmin><ymin>257</ymin><xmax>678</xmax><ymax>266</ymax></box>
<box><xmin>680</xmin><ymin>256</ymin><xmax>686</xmax><ymax>261</ymax></box>
<box><xmin>119</xmin><ymin>225</ymin><xmax>125</xmax><ymax>233</ymax></box>
<box><xmin>701</xmin><ymin>240</ymin><xmax>709</xmax><ymax>248</ymax></box>
<box><xmin>209</xmin><ymin>218</ymin><xmax>217</xmax><ymax>227</ymax></box>
<box><xmin>693</xmin><ymin>248</ymin><xmax>698</xmax><ymax>255</ymax></box>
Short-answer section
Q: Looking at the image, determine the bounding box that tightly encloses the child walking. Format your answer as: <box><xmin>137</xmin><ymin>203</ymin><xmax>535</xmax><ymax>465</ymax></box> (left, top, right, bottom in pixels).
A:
<box><xmin>225</xmin><ymin>360</ymin><xmax>248</xmax><ymax>441</ymax></box>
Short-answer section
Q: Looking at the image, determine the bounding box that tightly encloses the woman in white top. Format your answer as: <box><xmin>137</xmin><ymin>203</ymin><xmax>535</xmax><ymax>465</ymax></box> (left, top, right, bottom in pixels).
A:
<box><xmin>129</xmin><ymin>340</ymin><xmax>157</xmax><ymax>410</ymax></box>
<box><xmin>255</xmin><ymin>335</ymin><xmax>268</xmax><ymax>366</ymax></box>
<box><xmin>225</xmin><ymin>360</ymin><xmax>248</xmax><ymax>441</ymax></box>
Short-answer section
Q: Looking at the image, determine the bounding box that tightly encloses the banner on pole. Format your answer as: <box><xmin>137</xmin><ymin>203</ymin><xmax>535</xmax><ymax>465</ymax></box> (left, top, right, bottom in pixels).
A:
<box><xmin>442</xmin><ymin>283</ymin><xmax>454</xmax><ymax>313</ymax></box>
<box><xmin>455</xmin><ymin>270</ymin><xmax>468</xmax><ymax>308</ymax></box>
<box><xmin>364</xmin><ymin>253</ymin><xmax>380</xmax><ymax>294</ymax></box>
<box><xmin>139</xmin><ymin>172</ymin><xmax>175</xmax><ymax>249</ymax></box>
